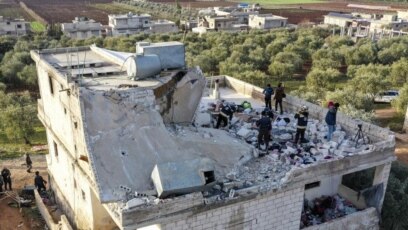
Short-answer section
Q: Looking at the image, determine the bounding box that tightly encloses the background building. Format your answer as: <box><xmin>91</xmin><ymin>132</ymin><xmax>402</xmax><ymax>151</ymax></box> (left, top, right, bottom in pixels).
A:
<box><xmin>150</xmin><ymin>20</ymin><xmax>179</xmax><ymax>34</ymax></box>
<box><xmin>61</xmin><ymin>17</ymin><xmax>102</xmax><ymax>39</ymax></box>
<box><xmin>249</xmin><ymin>14</ymin><xmax>288</xmax><ymax>29</ymax></box>
<box><xmin>108</xmin><ymin>12</ymin><xmax>151</xmax><ymax>36</ymax></box>
<box><xmin>0</xmin><ymin>16</ymin><xmax>30</xmax><ymax>36</ymax></box>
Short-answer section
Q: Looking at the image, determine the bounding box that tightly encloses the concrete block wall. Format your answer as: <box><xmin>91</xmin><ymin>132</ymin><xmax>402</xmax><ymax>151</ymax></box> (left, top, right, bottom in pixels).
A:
<box><xmin>216</xmin><ymin>76</ymin><xmax>394</xmax><ymax>146</ymax></box>
<box><xmin>158</xmin><ymin>186</ymin><xmax>304</xmax><ymax>230</ymax></box>
<box><xmin>303</xmin><ymin>207</ymin><xmax>379</xmax><ymax>230</ymax></box>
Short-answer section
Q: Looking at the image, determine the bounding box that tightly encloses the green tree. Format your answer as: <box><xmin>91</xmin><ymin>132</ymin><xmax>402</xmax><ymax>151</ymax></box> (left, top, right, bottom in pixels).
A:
<box><xmin>305</xmin><ymin>68</ymin><xmax>342</xmax><ymax>92</ymax></box>
<box><xmin>326</xmin><ymin>87</ymin><xmax>374</xmax><ymax>111</ymax></box>
<box><xmin>18</xmin><ymin>65</ymin><xmax>38</xmax><ymax>89</ymax></box>
<box><xmin>347</xmin><ymin>64</ymin><xmax>390</xmax><ymax>80</ymax></box>
<box><xmin>350</xmin><ymin>71</ymin><xmax>389</xmax><ymax>98</ymax></box>
<box><xmin>312</xmin><ymin>48</ymin><xmax>343</xmax><ymax>69</ymax></box>
<box><xmin>0</xmin><ymin>91</ymin><xmax>37</xmax><ymax>144</ymax></box>
<box><xmin>345</xmin><ymin>42</ymin><xmax>377</xmax><ymax>65</ymax></box>
<box><xmin>390</xmin><ymin>58</ymin><xmax>408</xmax><ymax>85</ymax></box>
<box><xmin>392</xmin><ymin>83</ymin><xmax>408</xmax><ymax>114</ymax></box>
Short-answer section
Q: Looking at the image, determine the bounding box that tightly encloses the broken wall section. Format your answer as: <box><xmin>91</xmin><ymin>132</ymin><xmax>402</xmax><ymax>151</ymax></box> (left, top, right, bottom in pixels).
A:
<box><xmin>155</xmin><ymin>68</ymin><xmax>206</xmax><ymax>124</ymax></box>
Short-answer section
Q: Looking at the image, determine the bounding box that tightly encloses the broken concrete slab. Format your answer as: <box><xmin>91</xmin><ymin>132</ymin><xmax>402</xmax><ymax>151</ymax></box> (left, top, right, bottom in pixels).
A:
<box><xmin>151</xmin><ymin>158</ymin><xmax>215</xmax><ymax>198</ymax></box>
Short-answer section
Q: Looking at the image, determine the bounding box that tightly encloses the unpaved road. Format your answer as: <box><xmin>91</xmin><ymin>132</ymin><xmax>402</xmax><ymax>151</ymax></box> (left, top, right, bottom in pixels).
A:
<box><xmin>0</xmin><ymin>155</ymin><xmax>47</xmax><ymax>230</ymax></box>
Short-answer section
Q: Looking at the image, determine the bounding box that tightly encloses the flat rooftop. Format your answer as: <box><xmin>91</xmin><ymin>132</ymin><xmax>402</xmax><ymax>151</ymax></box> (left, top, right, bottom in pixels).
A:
<box><xmin>31</xmin><ymin>46</ymin><xmax>182</xmax><ymax>91</ymax></box>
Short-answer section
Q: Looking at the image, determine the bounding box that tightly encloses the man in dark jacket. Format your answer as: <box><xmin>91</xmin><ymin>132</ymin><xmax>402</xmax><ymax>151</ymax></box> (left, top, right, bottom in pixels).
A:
<box><xmin>274</xmin><ymin>82</ymin><xmax>285</xmax><ymax>114</ymax></box>
<box><xmin>26</xmin><ymin>153</ymin><xmax>32</xmax><ymax>173</ymax></box>
<box><xmin>294</xmin><ymin>106</ymin><xmax>309</xmax><ymax>144</ymax></box>
<box><xmin>256</xmin><ymin>111</ymin><xmax>272</xmax><ymax>151</ymax></box>
<box><xmin>215</xmin><ymin>102</ymin><xmax>236</xmax><ymax>129</ymax></box>
<box><xmin>0</xmin><ymin>175</ymin><xmax>3</xmax><ymax>193</ymax></box>
<box><xmin>34</xmin><ymin>171</ymin><xmax>47</xmax><ymax>193</ymax></box>
<box><xmin>325</xmin><ymin>101</ymin><xmax>339</xmax><ymax>141</ymax></box>
<box><xmin>263</xmin><ymin>84</ymin><xmax>273</xmax><ymax>110</ymax></box>
<box><xmin>1</xmin><ymin>167</ymin><xmax>12</xmax><ymax>191</ymax></box>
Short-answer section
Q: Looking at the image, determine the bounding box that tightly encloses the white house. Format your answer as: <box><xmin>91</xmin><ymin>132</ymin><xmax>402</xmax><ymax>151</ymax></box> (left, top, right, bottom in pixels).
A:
<box><xmin>248</xmin><ymin>14</ymin><xmax>287</xmax><ymax>29</ymax></box>
<box><xmin>61</xmin><ymin>17</ymin><xmax>102</xmax><ymax>39</ymax></box>
<box><xmin>150</xmin><ymin>20</ymin><xmax>179</xmax><ymax>34</ymax></box>
<box><xmin>108</xmin><ymin>12</ymin><xmax>151</xmax><ymax>36</ymax></box>
<box><xmin>0</xmin><ymin>16</ymin><xmax>30</xmax><ymax>36</ymax></box>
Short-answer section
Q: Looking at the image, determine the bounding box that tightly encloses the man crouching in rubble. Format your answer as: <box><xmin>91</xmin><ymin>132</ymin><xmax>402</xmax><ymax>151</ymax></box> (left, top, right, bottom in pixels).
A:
<box><xmin>294</xmin><ymin>106</ymin><xmax>309</xmax><ymax>145</ymax></box>
<box><xmin>256</xmin><ymin>111</ymin><xmax>272</xmax><ymax>152</ymax></box>
<box><xmin>215</xmin><ymin>102</ymin><xmax>237</xmax><ymax>129</ymax></box>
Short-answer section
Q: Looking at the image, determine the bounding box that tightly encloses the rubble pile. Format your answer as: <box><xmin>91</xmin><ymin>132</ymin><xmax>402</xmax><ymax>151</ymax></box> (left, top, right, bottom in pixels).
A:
<box><xmin>300</xmin><ymin>195</ymin><xmax>359</xmax><ymax>228</ymax></box>
<box><xmin>190</xmin><ymin>102</ymin><xmax>375</xmax><ymax>198</ymax></box>
<box><xmin>122</xmin><ymin>100</ymin><xmax>375</xmax><ymax>210</ymax></box>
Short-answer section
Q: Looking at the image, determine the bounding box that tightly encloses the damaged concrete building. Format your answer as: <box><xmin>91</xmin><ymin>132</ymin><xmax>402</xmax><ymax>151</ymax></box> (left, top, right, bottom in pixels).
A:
<box><xmin>31</xmin><ymin>41</ymin><xmax>395</xmax><ymax>230</ymax></box>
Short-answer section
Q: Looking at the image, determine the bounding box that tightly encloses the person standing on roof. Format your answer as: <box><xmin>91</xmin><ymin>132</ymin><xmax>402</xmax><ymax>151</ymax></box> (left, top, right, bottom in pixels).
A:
<box><xmin>215</xmin><ymin>102</ymin><xmax>237</xmax><ymax>129</ymax></box>
<box><xmin>294</xmin><ymin>106</ymin><xmax>309</xmax><ymax>145</ymax></box>
<box><xmin>263</xmin><ymin>84</ymin><xmax>273</xmax><ymax>110</ymax></box>
<box><xmin>26</xmin><ymin>153</ymin><xmax>32</xmax><ymax>173</ymax></box>
<box><xmin>274</xmin><ymin>82</ymin><xmax>285</xmax><ymax>115</ymax></box>
<box><xmin>325</xmin><ymin>101</ymin><xmax>339</xmax><ymax>141</ymax></box>
<box><xmin>1</xmin><ymin>167</ymin><xmax>12</xmax><ymax>191</ymax></box>
<box><xmin>256</xmin><ymin>111</ymin><xmax>272</xmax><ymax>151</ymax></box>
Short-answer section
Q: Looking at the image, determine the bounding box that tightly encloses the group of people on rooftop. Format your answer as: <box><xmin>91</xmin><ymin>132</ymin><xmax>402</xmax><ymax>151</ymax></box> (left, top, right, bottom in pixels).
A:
<box><xmin>212</xmin><ymin>82</ymin><xmax>339</xmax><ymax>154</ymax></box>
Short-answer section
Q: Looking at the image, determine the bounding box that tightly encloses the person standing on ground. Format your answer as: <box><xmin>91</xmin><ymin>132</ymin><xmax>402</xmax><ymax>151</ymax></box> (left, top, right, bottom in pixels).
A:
<box><xmin>256</xmin><ymin>111</ymin><xmax>272</xmax><ymax>152</ymax></box>
<box><xmin>1</xmin><ymin>167</ymin><xmax>12</xmax><ymax>191</ymax></box>
<box><xmin>26</xmin><ymin>153</ymin><xmax>32</xmax><ymax>173</ymax></box>
<box><xmin>263</xmin><ymin>84</ymin><xmax>273</xmax><ymax>110</ymax></box>
<box><xmin>0</xmin><ymin>174</ymin><xmax>3</xmax><ymax>193</ymax></box>
<box><xmin>294</xmin><ymin>106</ymin><xmax>309</xmax><ymax>145</ymax></box>
<box><xmin>34</xmin><ymin>171</ymin><xmax>47</xmax><ymax>193</ymax></box>
<box><xmin>325</xmin><ymin>101</ymin><xmax>339</xmax><ymax>141</ymax></box>
<box><xmin>274</xmin><ymin>82</ymin><xmax>285</xmax><ymax>114</ymax></box>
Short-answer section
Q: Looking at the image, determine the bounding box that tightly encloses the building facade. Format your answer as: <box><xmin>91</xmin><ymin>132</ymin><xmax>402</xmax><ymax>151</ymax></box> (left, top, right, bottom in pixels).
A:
<box><xmin>61</xmin><ymin>17</ymin><xmax>103</xmax><ymax>39</ymax></box>
<box><xmin>32</xmin><ymin>43</ymin><xmax>395</xmax><ymax>230</ymax></box>
<box><xmin>108</xmin><ymin>13</ymin><xmax>151</xmax><ymax>36</ymax></box>
<box><xmin>323</xmin><ymin>12</ymin><xmax>354</xmax><ymax>27</ymax></box>
<box><xmin>248</xmin><ymin>14</ymin><xmax>288</xmax><ymax>29</ymax></box>
<box><xmin>150</xmin><ymin>20</ymin><xmax>179</xmax><ymax>34</ymax></box>
<box><xmin>0</xmin><ymin>16</ymin><xmax>30</xmax><ymax>36</ymax></box>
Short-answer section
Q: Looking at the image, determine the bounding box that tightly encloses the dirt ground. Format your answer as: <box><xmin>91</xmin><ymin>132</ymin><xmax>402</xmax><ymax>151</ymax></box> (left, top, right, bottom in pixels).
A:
<box><xmin>0</xmin><ymin>155</ymin><xmax>48</xmax><ymax>230</ymax></box>
<box><xmin>17</xmin><ymin>0</ymin><xmax>408</xmax><ymax>25</ymax></box>
<box><xmin>261</xmin><ymin>8</ymin><xmax>329</xmax><ymax>24</ymax></box>
<box><xmin>20</xmin><ymin>0</ymin><xmax>113</xmax><ymax>24</ymax></box>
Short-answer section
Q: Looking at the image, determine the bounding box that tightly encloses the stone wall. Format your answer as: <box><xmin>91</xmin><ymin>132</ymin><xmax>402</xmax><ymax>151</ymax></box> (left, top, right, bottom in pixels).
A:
<box><xmin>149</xmin><ymin>186</ymin><xmax>304</xmax><ymax>230</ymax></box>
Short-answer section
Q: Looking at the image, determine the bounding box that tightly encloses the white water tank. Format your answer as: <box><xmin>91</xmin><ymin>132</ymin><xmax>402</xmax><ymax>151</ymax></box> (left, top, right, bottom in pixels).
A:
<box><xmin>126</xmin><ymin>54</ymin><xmax>161</xmax><ymax>80</ymax></box>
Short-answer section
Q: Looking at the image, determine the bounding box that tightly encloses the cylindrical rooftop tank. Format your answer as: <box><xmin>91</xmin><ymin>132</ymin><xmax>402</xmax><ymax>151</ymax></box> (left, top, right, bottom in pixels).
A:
<box><xmin>126</xmin><ymin>54</ymin><xmax>161</xmax><ymax>80</ymax></box>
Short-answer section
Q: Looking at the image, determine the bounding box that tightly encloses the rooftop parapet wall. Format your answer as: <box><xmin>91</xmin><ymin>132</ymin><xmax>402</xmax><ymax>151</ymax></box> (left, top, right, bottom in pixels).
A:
<box><xmin>215</xmin><ymin>76</ymin><xmax>395</xmax><ymax>146</ymax></box>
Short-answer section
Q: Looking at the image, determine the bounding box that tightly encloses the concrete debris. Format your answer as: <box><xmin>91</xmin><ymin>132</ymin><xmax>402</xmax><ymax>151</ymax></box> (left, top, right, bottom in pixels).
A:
<box><xmin>125</xmin><ymin>197</ymin><xmax>149</xmax><ymax>210</ymax></box>
<box><xmin>191</xmin><ymin>100</ymin><xmax>375</xmax><ymax>203</ymax></box>
<box><xmin>301</xmin><ymin>195</ymin><xmax>359</xmax><ymax>228</ymax></box>
<box><xmin>195</xmin><ymin>112</ymin><xmax>212</xmax><ymax>127</ymax></box>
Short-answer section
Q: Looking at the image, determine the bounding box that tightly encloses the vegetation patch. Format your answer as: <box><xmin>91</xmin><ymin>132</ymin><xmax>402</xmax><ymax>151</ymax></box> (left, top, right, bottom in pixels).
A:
<box><xmin>30</xmin><ymin>21</ymin><xmax>46</xmax><ymax>33</ymax></box>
